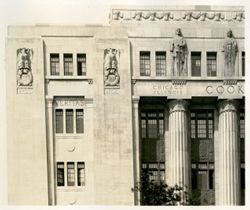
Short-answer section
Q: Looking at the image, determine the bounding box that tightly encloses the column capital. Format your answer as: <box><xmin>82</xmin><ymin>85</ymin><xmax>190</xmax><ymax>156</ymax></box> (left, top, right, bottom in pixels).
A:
<box><xmin>45</xmin><ymin>96</ymin><xmax>54</xmax><ymax>108</ymax></box>
<box><xmin>218</xmin><ymin>99</ymin><xmax>239</xmax><ymax>114</ymax></box>
<box><xmin>168</xmin><ymin>99</ymin><xmax>188</xmax><ymax>114</ymax></box>
<box><xmin>132</xmin><ymin>96</ymin><xmax>140</xmax><ymax>104</ymax></box>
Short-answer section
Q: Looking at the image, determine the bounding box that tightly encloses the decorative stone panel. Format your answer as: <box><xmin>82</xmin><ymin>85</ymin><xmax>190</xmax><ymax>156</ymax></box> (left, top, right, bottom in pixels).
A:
<box><xmin>104</xmin><ymin>48</ymin><xmax>120</xmax><ymax>87</ymax></box>
<box><xmin>16</xmin><ymin>48</ymin><xmax>33</xmax><ymax>93</ymax></box>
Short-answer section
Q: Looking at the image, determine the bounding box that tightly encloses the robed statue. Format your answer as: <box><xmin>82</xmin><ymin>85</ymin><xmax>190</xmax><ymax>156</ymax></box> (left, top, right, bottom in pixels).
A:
<box><xmin>222</xmin><ymin>29</ymin><xmax>238</xmax><ymax>77</ymax></box>
<box><xmin>170</xmin><ymin>28</ymin><xmax>188</xmax><ymax>77</ymax></box>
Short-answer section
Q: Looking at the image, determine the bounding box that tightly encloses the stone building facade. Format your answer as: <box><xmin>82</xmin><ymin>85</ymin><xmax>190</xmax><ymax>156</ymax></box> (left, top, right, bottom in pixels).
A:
<box><xmin>6</xmin><ymin>6</ymin><xmax>245</xmax><ymax>205</ymax></box>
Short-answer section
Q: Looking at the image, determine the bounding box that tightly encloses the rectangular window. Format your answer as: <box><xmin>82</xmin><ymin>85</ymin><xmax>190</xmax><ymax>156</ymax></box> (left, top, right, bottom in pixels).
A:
<box><xmin>209</xmin><ymin>170</ymin><xmax>214</xmax><ymax>189</ymax></box>
<box><xmin>67</xmin><ymin>162</ymin><xmax>75</xmax><ymax>186</ymax></box>
<box><xmin>198</xmin><ymin>170</ymin><xmax>208</xmax><ymax>190</ymax></box>
<box><xmin>192</xmin><ymin>169</ymin><xmax>198</xmax><ymax>189</ymax></box>
<box><xmin>140</xmin><ymin>51</ymin><xmax>150</xmax><ymax>76</ymax></box>
<box><xmin>141</xmin><ymin>110</ymin><xmax>164</xmax><ymax>139</ymax></box>
<box><xmin>242</xmin><ymin>51</ymin><xmax>245</xmax><ymax>77</ymax></box>
<box><xmin>66</xmin><ymin>109</ymin><xmax>73</xmax><ymax>133</ymax></box>
<box><xmin>241</xmin><ymin>167</ymin><xmax>245</xmax><ymax>189</ymax></box>
<box><xmin>77</xmin><ymin>54</ymin><xmax>86</xmax><ymax>76</ymax></box>
<box><xmin>142</xmin><ymin>162</ymin><xmax>165</xmax><ymax>182</ymax></box>
<box><xmin>76</xmin><ymin>109</ymin><xmax>84</xmax><ymax>133</ymax></box>
<box><xmin>190</xmin><ymin>111</ymin><xmax>214</xmax><ymax>139</ymax></box>
<box><xmin>156</xmin><ymin>51</ymin><xmax>166</xmax><ymax>76</ymax></box>
<box><xmin>55</xmin><ymin>109</ymin><xmax>63</xmax><ymax>133</ymax></box>
<box><xmin>197</xmin><ymin>119</ymin><xmax>206</xmax><ymax>138</ymax></box>
<box><xmin>77</xmin><ymin>162</ymin><xmax>85</xmax><ymax>186</ymax></box>
<box><xmin>192</xmin><ymin>164</ymin><xmax>214</xmax><ymax>190</ymax></box>
<box><xmin>57</xmin><ymin>162</ymin><xmax>64</xmax><ymax>186</ymax></box>
<box><xmin>148</xmin><ymin>118</ymin><xmax>157</xmax><ymax>138</ymax></box>
<box><xmin>207</xmin><ymin>52</ymin><xmax>217</xmax><ymax>77</ymax></box>
<box><xmin>50</xmin><ymin>54</ymin><xmax>60</xmax><ymax>75</ymax></box>
<box><xmin>240</xmin><ymin>112</ymin><xmax>245</xmax><ymax>139</ymax></box>
<box><xmin>191</xmin><ymin>52</ymin><xmax>201</xmax><ymax>76</ymax></box>
<box><xmin>64</xmin><ymin>54</ymin><xmax>73</xmax><ymax>76</ymax></box>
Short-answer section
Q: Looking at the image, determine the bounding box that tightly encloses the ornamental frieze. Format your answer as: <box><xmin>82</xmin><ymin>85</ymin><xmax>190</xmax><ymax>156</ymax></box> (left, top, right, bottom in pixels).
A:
<box><xmin>111</xmin><ymin>10</ymin><xmax>244</xmax><ymax>22</ymax></box>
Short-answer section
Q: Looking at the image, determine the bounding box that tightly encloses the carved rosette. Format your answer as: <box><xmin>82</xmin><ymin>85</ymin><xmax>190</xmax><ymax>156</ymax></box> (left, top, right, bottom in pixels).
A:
<box><xmin>103</xmin><ymin>48</ymin><xmax>120</xmax><ymax>87</ymax></box>
<box><xmin>16</xmin><ymin>48</ymin><xmax>33</xmax><ymax>87</ymax></box>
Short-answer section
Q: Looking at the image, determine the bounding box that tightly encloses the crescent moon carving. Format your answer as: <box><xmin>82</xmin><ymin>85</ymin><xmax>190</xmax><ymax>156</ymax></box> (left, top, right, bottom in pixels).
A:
<box><xmin>69</xmin><ymin>199</ymin><xmax>77</xmax><ymax>205</ymax></box>
<box><xmin>67</xmin><ymin>145</ymin><xmax>76</xmax><ymax>152</ymax></box>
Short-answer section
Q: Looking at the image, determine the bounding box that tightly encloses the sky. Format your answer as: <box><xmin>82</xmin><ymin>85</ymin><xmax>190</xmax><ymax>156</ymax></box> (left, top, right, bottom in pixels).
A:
<box><xmin>0</xmin><ymin>0</ymin><xmax>248</xmax><ymax>208</ymax></box>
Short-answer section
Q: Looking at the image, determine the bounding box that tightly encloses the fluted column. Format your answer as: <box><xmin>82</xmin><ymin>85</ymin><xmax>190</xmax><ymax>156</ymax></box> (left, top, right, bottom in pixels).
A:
<box><xmin>45</xmin><ymin>97</ymin><xmax>56</xmax><ymax>205</ymax></box>
<box><xmin>217</xmin><ymin>99</ymin><xmax>240</xmax><ymax>205</ymax></box>
<box><xmin>132</xmin><ymin>96</ymin><xmax>140</xmax><ymax>205</ymax></box>
<box><xmin>167</xmin><ymin>99</ymin><xmax>190</xmax><ymax>199</ymax></box>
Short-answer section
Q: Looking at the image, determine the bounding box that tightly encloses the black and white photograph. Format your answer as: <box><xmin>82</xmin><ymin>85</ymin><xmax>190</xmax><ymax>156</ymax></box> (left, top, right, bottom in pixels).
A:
<box><xmin>0</xmin><ymin>0</ymin><xmax>248</xmax><ymax>208</ymax></box>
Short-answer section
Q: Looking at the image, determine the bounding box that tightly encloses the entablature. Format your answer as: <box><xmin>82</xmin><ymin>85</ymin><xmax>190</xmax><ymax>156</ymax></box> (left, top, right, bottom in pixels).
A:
<box><xmin>132</xmin><ymin>79</ymin><xmax>244</xmax><ymax>99</ymax></box>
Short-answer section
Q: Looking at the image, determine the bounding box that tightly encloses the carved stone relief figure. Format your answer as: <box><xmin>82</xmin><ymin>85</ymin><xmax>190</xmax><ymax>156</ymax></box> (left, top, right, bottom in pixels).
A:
<box><xmin>222</xmin><ymin>29</ymin><xmax>238</xmax><ymax>77</ymax></box>
<box><xmin>104</xmin><ymin>48</ymin><xmax>120</xmax><ymax>86</ymax></box>
<box><xmin>170</xmin><ymin>28</ymin><xmax>188</xmax><ymax>77</ymax></box>
<box><xmin>17</xmin><ymin>48</ymin><xmax>33</xmax><ymax>86</ymax></box>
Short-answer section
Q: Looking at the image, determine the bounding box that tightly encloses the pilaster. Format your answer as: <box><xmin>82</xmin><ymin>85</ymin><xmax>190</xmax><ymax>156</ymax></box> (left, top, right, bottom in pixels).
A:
<box><xmin>132</xmin><ymin>96</ymin><xmax>140</xmax><ymax>205</ymax></box>
<box><xmin>45</xmin><ymin>97</ymin><xmax>56</xmax><ymax>205</ymax></box>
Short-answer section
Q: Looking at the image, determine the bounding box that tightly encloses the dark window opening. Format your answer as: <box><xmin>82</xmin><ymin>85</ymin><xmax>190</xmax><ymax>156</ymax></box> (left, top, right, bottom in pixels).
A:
<box><xmin>50</xmin><ymin>54</ymin><xmax>60</xmax><ymax>75</ymax></box>
<box><xmin>140</xmin><ymin>51</ymin><xmax>150</xmax><ymax>76</ymax></box>
<box><xmin>64</xmin><ymin>54</ymin><xmax>73</xmax><ymax>76</ymax></box>
<box><xmin>191</xmin><ymin>52</ymin><xmax>201</xmax><ymax>76</ymax></box>
<box><xmin>57</xmin><ymin>162</ymin><xmax>64</xmax><ymax>186</ymax></box>
<box><xmin>207</xmin><ymin>52</ymin><xmax>217</xmax><ymax>77</ymax></box>
<box><xmin>67</xmin><ymin>162</ymin><xmax>75</xmax><ymax>186</ymax></box>
<box><xmin>66</xmin><ymin>109</ymin><xmax>73</xmax><ymax>133</ymax></box>
<box><xmin>76</xmin><ymin>109</ymin><xmax>84</xmax><ymax>133</ymax></box>
<box><xmin>77</xmin><ymin>54</ymin><xmax>86</xmax><ymax>76</ymax></box>
<box><xmin>77</xmin><ymin>162</ymin><xmax>85</xmax><ymax>186</ymax></box>
<box><xmin>242</xmin><ymin>52</ymin><xmax>245</xmax><ymax>77</ymax></box>
<box><xmin>156</xmin><ymin>51</ymin><xmax>166</xmax><ymax>76</ymax></box>
<box><xmin>55</xmin><ymin>109</ymin><xmax>63</xmax><ymax>133</ymax></box>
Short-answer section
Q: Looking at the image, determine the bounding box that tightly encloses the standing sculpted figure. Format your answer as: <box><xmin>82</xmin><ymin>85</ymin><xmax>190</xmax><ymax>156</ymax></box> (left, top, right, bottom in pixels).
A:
<box><xmin>170</xmin><ymin>28</ymin><xmax>188</xmax><ymax>77</ymax></box>
<box><xmin>222</xmin><ymin>29</ymin><xmax>238</xmax><ymax>77</ymax></box>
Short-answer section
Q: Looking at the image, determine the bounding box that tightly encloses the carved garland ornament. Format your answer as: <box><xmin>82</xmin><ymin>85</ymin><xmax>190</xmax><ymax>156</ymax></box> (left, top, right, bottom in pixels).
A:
<box><xmin>16</xmin><ymin>48</ymin><xmax>33</xmax><ymax>86</ymax></box>
<box><xmin>104</xmin><ymin>48</ymin><xmax>120</xmax><ymax>87</ymax></box>
<box><xmin>111</xmin><ymin>10</ymin><xmax>244</xmax><ymax>22</ymax></box>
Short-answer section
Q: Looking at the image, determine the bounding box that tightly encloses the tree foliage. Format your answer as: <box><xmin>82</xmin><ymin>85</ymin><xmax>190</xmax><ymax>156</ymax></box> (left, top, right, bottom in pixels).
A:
<box><xmin>135</xmin><ymin>170</ymin><xmax>186</xmax><ymax>205</ymax></box>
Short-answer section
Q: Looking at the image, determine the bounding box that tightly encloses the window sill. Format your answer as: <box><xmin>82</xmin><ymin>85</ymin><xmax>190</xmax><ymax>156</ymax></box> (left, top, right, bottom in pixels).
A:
<box><xmin>57</xmin><ymin>186</ymin><xmax>86</xmax><ymax>192</ymax></box>
<box><xmin>45</xmin><ymin>76</ymin><xmax>93</xmax><ymax>81</ymax></box>
<box><xmin>55</xmin><ymin>134</ymin><xmax>84</xmax><ymax>139</ymax></box>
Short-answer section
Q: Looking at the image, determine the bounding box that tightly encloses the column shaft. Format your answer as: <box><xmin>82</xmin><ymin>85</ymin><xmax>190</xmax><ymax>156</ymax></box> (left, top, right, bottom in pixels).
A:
<box><xmin>167</xmin><ymin>100</ymin><xmax>189</xmax><ymax>199</ymax></box>
<box><xmin>217</xmin><ymin>99</ymin><xmax>240</xmax><ymax>205</ymax></box>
